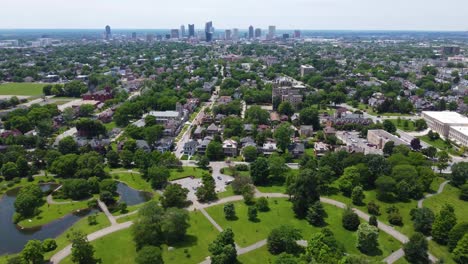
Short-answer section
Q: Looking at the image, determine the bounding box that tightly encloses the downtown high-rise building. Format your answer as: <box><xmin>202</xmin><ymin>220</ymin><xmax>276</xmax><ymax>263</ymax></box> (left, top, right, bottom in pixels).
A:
<box><xmin>188</xmin><ymin>24</ymin><xmax>195</xmax><ymax>37</ymax></box>
<box><xmin>268</xmin><ymin>25</ymin><xmax>276</xmax><ymax>39</ymax></box>
<box><xmin>255</xmin><ymin>28</ymin><xmax>262</xmax><ymax>38</ymax></box>
<box><xmin>294</xmin><ymin>30</ymin><xmax>301</xmax><ymax>38</ymax></box>
<box><xmin>180</xmin><ymin>25</ymin><xmax>186</xmax><ymax>38</ymax></box>
<box><xmin>248</xmin><ymin>25</ymin><xmax>254</xmax><ymax>39</ymax></box>
<box><xmin>131</xmin><ymin>32</ymin><xmax>137</xmax><ymax>40</ymax></box>
<box><xmin>171</xmin><ymin>29</ymin><xmax>180</xmax><ymax>39</ymax></box>
<box><xmin>225</xmin><ymin>29</ymin><xmax>232</xmax><ymax>40</ymax></box>
<box><xmin>232</xmin><ymin>28</ymin><xmax>239</xmax><ymax>40</ymax></box>
<box><xmin>105</xmin><ymin>25</ymin><xmax>111</xmax><ymax>40</ymax></box>
<box><xmin>205</xmin><ymin>21</ymin><xmax>213</xmax><ymax>42</ymax></box>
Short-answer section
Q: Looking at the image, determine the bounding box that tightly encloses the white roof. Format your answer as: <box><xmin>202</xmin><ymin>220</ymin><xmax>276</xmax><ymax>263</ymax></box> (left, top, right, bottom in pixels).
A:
<box><xmin>451</xmin><ymin>126</ymin><xmax>468</xmax><ymax>136</ymax></box>
<box><xmin>423</xmin><ymin>111</ymin><xmax>468</xmax><ymax>125</ymax></box>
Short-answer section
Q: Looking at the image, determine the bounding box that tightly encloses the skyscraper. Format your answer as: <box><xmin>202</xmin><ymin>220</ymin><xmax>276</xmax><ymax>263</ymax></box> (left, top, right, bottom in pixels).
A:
<box><xmin>180</xmin><ymin>25</ymin><xmax>186</xmax><ymax>38</ymax></box>
<box><xmin>105</xmin><ymin>25</ymin><xmax>111</xmax><ymax>40</ymax></box>
<box><xmin>248</xmin><ymin>26</ymin><xmax>254</xmax><ymax>39</ymax></box>
<box><xmin>255</xmin><ymin>28</ymin><xmax>262</xmax><ymax>38</ymax></box>
<box><xmin>225</xmin><ymin>29</ymin><xmax>232</xmax><ymax>40</ymax></box>
<box><xmin>232</xmin><ymin>28</ymin><xmax>239</xmax><ymax>41</ymax></box>
<box><xmin>188</xmin><ymin>24</ymin><xmax>195</xmax><ymax>37</ymax></box>
<box><xmin>294</xmin><ymin>30</ymin><xmax>301</xmax><ymax>38</ymax></box>
<box><xmin>205</xmin><ymin>21</ymin><xmax>213</xmax><ymax>42</ymax></box>
<box><xmin>268</xmin><ymin>25</ymin><xmax>276</xmax><ymax>40</ymax></box>
<box><xmin>171</xmin><ymin>29</ymin><xmax>180</xmax><ymax>39</ymax></box>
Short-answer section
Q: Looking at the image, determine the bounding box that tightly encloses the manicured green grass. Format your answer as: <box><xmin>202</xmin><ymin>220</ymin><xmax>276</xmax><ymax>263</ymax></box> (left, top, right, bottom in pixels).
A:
<box><xmin>356</xmin><ymin>103</ymin><xmax>411</xmax><ymax>117</ymax></box>
<box><xmin>424</xmin><ymin>184</ymin><xmax>466</xmax><ymax>225</ymax></box>
<box><xmin>112</xmin><ymin>172</ymin><xmax>153</xmax><ymax>192</ymax></box>
<box><xmin>429</xmin><ymin>240</ymin><xmax>456</xmax><ymax>264</ymax></box>
<box><xmin>418</xmin><ymin>135</ymin><xmax>458</xmax><ymax>156</ymax></box>
<box><xmin>204</xmin><ymin>198</ymin><xmax>401</xmax><ymax>260</ymax></box>
<box><xmin>18</xmin><ymin>200</ymin><xmax>90</xmax><ymax>228</ymax></box>
<box><xmin>222</xmin><ymin>167</ymin><xmax>250</xmax><ymax>177</ymax></box>
<box><xmin>61</xmin><ymin>228</ymin><xmax>136</xmax><ymax>264</ymax></box>
<box><xmin>0</xmin><ymin>82</ymin><xmax>45</xmax><ymax>96</ymax></box>
<box><xmin>44</xmin><ymin>212</ymin><xmax>110</xmax><ymax>261</ymax></box>
<box><xmin>326</xmin><ymin>190</ymin><xmax>418</xmax><ymax>237</ymax></box>
<box><xmin>0</xmin><ymin>176</ymin><xmax>57</xmax><ymax>195</ymax></box>
<box><xmin>217</xmin><ymin>185</ymin><xmax>236</xmax><ymax>199</ymax></box>
<box><xmin>169</xmin><ymin>167</ymin><xmax>207</xmax><ymax>181</ymax></box>
<box><xmin>103</xmin><ymin>121</ymin><xmax>117</xmax><ymax>130</ymax></box>
<box><xmin>62</xmin><ymin>211</ymin><xmax>218</xmax><ymax>264</ymax></box>
<box><xmin>237</xmin><ymin>245</ymin><xmax>278</xmax><ymax>264</ymax></box>
<box><xmin>388</xmin><ymin>119</ymin><xmax>417</xmax><ymax>132</ymax></box>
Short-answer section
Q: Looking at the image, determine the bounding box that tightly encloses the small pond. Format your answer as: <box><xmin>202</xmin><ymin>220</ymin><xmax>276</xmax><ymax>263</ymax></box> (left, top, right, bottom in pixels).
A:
<box><xmin>116</xmin><ymin>182</ymin><xmax>152</xmax><ymax>206</ymax></box>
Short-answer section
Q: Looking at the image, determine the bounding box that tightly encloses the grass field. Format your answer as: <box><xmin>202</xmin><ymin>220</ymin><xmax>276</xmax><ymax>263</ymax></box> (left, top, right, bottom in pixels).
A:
<box><xmin>418</xmin><ymin>135</ymin><xmax>459</xmax><ymax>156</ymax></box>
<box><xmin>61</xmin><ymin>211</ymin><xmax>218</xmax><ymax>264</ymax></box>
<box><xmin>424</xmin><ymin>184</ymin><xmax>466</xmax><ymax>226</ymax></box>
<box><xmin>169</xmin><ymin>167</ymin><xmax>207</xmax><ymax>181</ymax></box>
<box><xmin>18</xmin><ymin>200</ymin><xmax>90</xmax><ymax>228</ymax></box>
<box><xmin>205</xmin><ymin>198</ymin><xmax>401</xmax><ymax>260</ymax></box>
<box><xmin>0</xmin><ymin>83</ymin><xmax>45</xmax><ymax>96</ymax></box>
<box><xmin>388</xmin><ymin>119</ymin><xmax>418</xmax><ymax>132</ymax></box>
<box><xmin>112</xmin><ymin>172</ymin><xmax>153</xmax><ymax>192</ymax></box>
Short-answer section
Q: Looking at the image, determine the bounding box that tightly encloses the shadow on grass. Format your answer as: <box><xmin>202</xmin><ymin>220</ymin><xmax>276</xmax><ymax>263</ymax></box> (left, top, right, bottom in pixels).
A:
<box><xmin>169</xmin><ymin>235</ymin><xmax>198</xmax><ymax>248</ymax></box>
<box><xmin>360</xmin><ymin>246</ymin><xmax>383</xmax><ymax>257</ymax></box>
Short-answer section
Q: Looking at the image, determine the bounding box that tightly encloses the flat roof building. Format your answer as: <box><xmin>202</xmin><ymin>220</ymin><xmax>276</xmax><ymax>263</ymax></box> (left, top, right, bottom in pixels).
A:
<box><xmin>422</xmin><ymin>111</ymin><xmax>468</xmax><ymax>137</ymax></box>
<box><xmin>367</xmin><ymin>129</ymin><xmax>409</xmax><ymax>149</ymax></box>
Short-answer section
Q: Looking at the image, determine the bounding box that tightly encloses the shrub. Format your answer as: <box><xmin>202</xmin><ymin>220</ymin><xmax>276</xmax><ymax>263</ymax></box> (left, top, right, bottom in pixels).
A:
<box><xmin>256</xmin><ymin>197</ymin><xmax>270</xmax><ymax>212</ymax></box>
<box><xmin>342</xmin><ymin>207</ymin><xmax>360</xmax><ymax>231</ymax></box>
<box><xmin>367</xmin><ymin>201</ymin><xmax>380</xmax><ymax>216</ymax></box>
<box><xmin>42</xmin><ymin>239</ymin><xmax>57</xmax><ymax>252</ymax></box>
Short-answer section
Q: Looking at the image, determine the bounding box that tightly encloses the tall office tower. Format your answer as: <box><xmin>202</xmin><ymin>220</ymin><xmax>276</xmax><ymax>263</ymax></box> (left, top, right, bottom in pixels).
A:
<box><xmin>255</xmin><ymin>28</ymin><xmax>262</xmax><ymax>38</ymax></box>
<box><xmin>225</xmin><ymin>29</ymin><xmax>232</xmax><ymax>40</ymax></box>
<box><xmin>171</xmin><ymin>29</ymin><xmax>180</xmax><ymax>39</ymax></box>
<box><xmin>232</xmin><ymin>28</ymin><xmax>239</xmax><ymax>40</ymax></box>
<box><xmin>294</xmin><ymin>30</ymin><xmax>301</xmax><ymax>38</ymax></box>
<box><xmin>180</xmin><ymin>25</ymin><xmax>186</xmax><ymax>38</ymax></box>
<box><xmin>248</xmin><ymin>25</ymin><xmax>254</xmax><ymax>39</ymax></box>
<box><xmin>268</xmin><ymin>25</ymin><xmax>276</xmax><ymax>39</ymax></box>
<box><xmin>105</xmin><ymin>25</ymin><xmax>111</xmax><ymax>40</ymax></box>
<box><xmin>132</xmin><ymin>32</ymin><xmax>137</xmax><ymax>40</ymax></box>
<box><xmin>188</xmin><ymin>24</ymin><xmax>195</xmax><ymax>37</ymax></box>
<box><xmin>205</xmin><ymin>21</ymin><xmax>213</xmax><ymax>42</ymax></box>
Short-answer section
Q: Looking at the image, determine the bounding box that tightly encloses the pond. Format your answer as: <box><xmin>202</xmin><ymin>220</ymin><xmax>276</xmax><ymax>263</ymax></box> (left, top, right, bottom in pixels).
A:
<box><xmin>116</xmin><ymin>182</ymin><xmax>152</xmax><ymax>206</ymax></box>
<box><xmin>0</xmin><ymin>183</ymin><xmax>95</xmax><ymax>255</ymax></box>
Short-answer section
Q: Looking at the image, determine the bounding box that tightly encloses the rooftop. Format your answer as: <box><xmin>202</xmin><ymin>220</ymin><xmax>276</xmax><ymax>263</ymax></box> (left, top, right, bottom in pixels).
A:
<box><xmin>423</xmin><ymin>111</ymin><xmax>468</xmax><ymax>125</ymax></box>
<box><xmin>451</xmin><ymin>126</ymin><xmax>468</xmax><ymax>137</ymax></box>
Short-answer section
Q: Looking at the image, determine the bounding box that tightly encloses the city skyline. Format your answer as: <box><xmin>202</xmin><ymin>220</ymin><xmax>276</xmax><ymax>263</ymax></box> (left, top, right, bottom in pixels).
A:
<box><xmin>1</xmin><ymin>0</ymin><xmax>468</xmax><ymax>31</ymax></box>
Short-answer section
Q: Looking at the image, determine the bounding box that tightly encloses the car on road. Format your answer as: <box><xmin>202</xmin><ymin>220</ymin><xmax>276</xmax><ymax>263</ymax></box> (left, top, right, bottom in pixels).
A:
<box><xmin>225</xmin><ymin>180</ymin><xmax>233</xmax><ymax>185</ymax></box>
<box><xmin>217</xmin><ymin>176</ymin><xmax>222</xmax><ymax>180</ymax></box>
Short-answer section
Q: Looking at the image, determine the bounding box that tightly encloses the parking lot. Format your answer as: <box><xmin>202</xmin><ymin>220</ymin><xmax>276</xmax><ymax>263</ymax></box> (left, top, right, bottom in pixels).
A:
<box><xmin>336</xmin><ymin>131</ymin><xmax>382</xmax><ymax>155</ymax></box>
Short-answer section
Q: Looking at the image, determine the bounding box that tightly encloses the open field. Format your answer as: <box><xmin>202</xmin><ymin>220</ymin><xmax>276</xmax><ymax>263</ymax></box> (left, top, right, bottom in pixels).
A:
<box><xmin>205</xmin><ymin>198</ymin><xmax>401</xmax><ymax>260</ymax></box>
<box><xmin>111</xmin><ymin>172</ymin><xmax>153</xmax><ymax>192</ymax></box>
<box><xmin>18</xmin><ymin>200</ymin><xmax>90</xmax><ymax>228</ymax></box>
<box><xmin>0</xmin><ymin>82</ymin><xmax>45</xmax><ymax>96</ymax></box>
<box><xmin>169</xmin><ymin>166</ymin><xmax>207</xmax><ymax>181</ymax></box>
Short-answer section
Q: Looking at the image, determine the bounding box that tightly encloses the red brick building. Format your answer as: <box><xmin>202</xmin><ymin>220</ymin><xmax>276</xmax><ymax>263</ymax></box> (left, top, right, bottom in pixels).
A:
<box><xmin>82</xmin><ymin>87</ymin><xmax>113</xmax><ymax>102</ymax></box>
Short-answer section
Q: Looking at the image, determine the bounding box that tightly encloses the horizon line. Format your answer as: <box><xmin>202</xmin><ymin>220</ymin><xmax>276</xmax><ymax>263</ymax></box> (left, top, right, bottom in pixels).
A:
<box><xmin>0</xmin><ymin>28</ymin><xmax>467</xmax><ymax>32</ymax></box>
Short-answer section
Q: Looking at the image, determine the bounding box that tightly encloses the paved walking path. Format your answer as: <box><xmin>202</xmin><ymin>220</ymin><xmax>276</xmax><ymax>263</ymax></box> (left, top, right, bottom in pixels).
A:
<box><xmin>50</xmin><ymin>221</ymin><xmax>133</xmax><ymax>264</ymax></box>
<box><xmin>383</xmin><ymin>248</ymin><xmax>405</xmax><ymax>263</ymax></box>
<box><xmin>97</xmin><ymin>199</ymin><xmax>117</xmax><ymax>226</ymax></box>
<box><xmin>199</xmin><ymin>208</ymin><xmax>223</xmax><ymax>232</ymax></box>
<box><xmin>417</xmin><ymin>181</ymin><xmax>450</xmax><ymax>208</ymax></box>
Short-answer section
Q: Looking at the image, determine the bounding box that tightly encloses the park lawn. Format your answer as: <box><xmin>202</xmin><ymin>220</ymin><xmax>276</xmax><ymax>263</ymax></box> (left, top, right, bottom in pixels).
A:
<box><xmin>112</xmin><ymin>172</ymin><xmax>153</xmax><ymax>192</ymax></box>
<box><xmin>104</xmin><ymin>121</ymin><xmax>117</xmax><ymax>130</ymax></box>
<box><xmin>222</xmin><ymin>167</ymin><xmax>250</xmax><ymax>177</ymax></box>
<box><xmin>429</xmin><ymin>177</ymin><xmax>447</xmax><ymax>193</ymax></box>
<box><xmin>44</xmin><ymin>212</ymin><xmax>110</xmax><ymax>260</ymax></box>
<box><xmin>394</xmin><ymin>258</ymin><xmax>410</xmax><ymax>264</ymax></box>
<box><xmin>424</xmin><ymin>184</ymin><xmax>467</xmax><ymax>224</ymax></box>
<box><xmin>237</xmin><ymin>245</ymin><xmax>278</xmax><ymax>264</ymax></box>
<box><xmin>60</xmin><ymin>228</ymin><xmax>136</xmax><ymax>264</ymax></box>
<box><xmin>18</xmin><ymin>200</ymin><xmax>90</xmax><ymax>228</ymax></box>
<box><xmin>255</xmin><ymin>170</ymin><xmax>298</xmax><ymax>194</ymax></box>
<box><xmin>116</xmin><ymin>212</ymin><xmax>139</xmax><ymax>223</ymax></box>
<box><xmin>0</xmin><ymin>176</ymin><xmax>56</xmax><ymax>195</ymax></box>
<box><xmin>62</xmin><ymin>211</ymin><xmax>218</xmax><ymax>264</ymax></box>
<box><xmin>204</xmin><ymin>198</ymin><xmax>401</xmax><ymax>260</ymax></box>
<box><xmin>388</xmin><ymin>119</ymin><xmax>417</xmax><ymax>132</ymax></box>
<box><xmin>418</xmin><ymin>135</ymin><xmax>459</xmax><ymax>156</ymax></box>
<box><xmin>217</xmin><ymin>185</ymin><xmax>236</xmax><ymax>199</ymax></box>
<box><xmin>326</xmin><ymin>190</ymin><xmax>418</xmax><ymax>237</ymax></box>
<box><xmin>169</xmin><ymin>167</ymin><xmax>207</xmax><ymax>181</ymax></box>
<box><xmin>428</xmin><ymin>240</ymin><xmax>456</xmax><ymax>264</ymax></box>
<box><xmin>0</xmin><ymin>82</ymin><xmax>45</xmax><ymax>96</ymax></box>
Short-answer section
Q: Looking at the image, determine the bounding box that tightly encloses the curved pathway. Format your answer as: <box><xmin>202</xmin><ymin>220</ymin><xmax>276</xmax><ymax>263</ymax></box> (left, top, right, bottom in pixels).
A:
<box><xmin>417</xmin><ymin>180</ymin><xmax>450</xmax><ymax>208</ymax></box>
<box><xmin>50</xmin><ymin>190</ymin><xmax>440</xmax><ymax>264</ymax></box>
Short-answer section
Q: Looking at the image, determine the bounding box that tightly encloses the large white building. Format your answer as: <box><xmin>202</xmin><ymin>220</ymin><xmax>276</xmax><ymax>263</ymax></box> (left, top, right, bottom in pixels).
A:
<box><xmin>422</xmin><ymin>111</ymin><xmax>468</xmax><ymax>146</ymax></box>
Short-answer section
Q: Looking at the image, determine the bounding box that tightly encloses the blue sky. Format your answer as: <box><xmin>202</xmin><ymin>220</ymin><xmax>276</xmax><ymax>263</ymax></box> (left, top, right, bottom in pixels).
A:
<box><xmin>2</xmin><ymin>0</ymin><xmax>468</xmax><ymax>30</ymax></box>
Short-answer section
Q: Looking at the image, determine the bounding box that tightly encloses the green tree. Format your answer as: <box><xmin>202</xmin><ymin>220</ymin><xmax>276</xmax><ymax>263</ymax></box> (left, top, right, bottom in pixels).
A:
<box><xmin>278</xmin><ymin>102</ymin><xmax>294</xmax><ymax>117</ymax></box>
<box><xmin>135</xmin><ymin>246</ymin><xmax>163</xmax><ymax>264</ymax></box>
<box><xmin>70</xmin><ymin>231</ymin><xmax>99</xmax><ymax>264</ymax></box>
<box><xmin>224</xmin><ymin>203</ymin><xmax>236</xmax><ymax>220</ymax></box>
<box><xmin>267</xmin><ymin>225</ymin><xmax>302</xmax><ymax>255</ymax></box>
<box><xmin>14</xmin><ymin>184</ymin><xmax>43</xmax><ymax>219</ymax></box>
<box><xmin>242</xmin><ymin>184</ymin><xmax>255</xmax><ymax>205</ymax></box>
<box><xmin>367</xmin><ymin>201</ymin><xmax>381</xmax><ymax>216</ymax></box>
<box><xmin>451</xmin><ymin>162</ymin><xmax>468</xmax><ymax>187</ymax></box>
<box><xmin>196</xmin><ymin>155</ymin><xmax>210</xmax><ymax>169</ymax></box>
<box><xmin>242</xmin><ymin>146</ymin><xmax>258</xmax><ymax>162</ymax></box>
<box><xmin>196</xmin><ymin>173</ymin><xmax>217</xmax><ymax>202</ymax></box>
<box><xmin>1</xmin><ymin>162</ymin><xmax>19</xmax><ymax>180</ymax></box>
<box><xmin>383</xmin><ymin>120</ymin><xmax>397</xmax><ymax>133</ymax></box>
<box><xmin>160</xmin><ymin>184</ymin><xmax>189</xmax><ymax>209</ymax></box>
<box><xmin>120</xmin><ymin>149</ymin><xmax>134</xmax><ymax>168</ymax></box>
<box><xmin>161</xmin><ymin>208</ymin><xmax>190</xmax><ymax>244</ymax></box>
<box><xmin>248</xmin><ymin>206</ymin><xmax>258</xmax><ymax>221</ymax></box>
<box><xmin>410</xmin><ymin>208</ymin><xmax>435</xmax><ymax>236</ymax></box>
<box><xmin>106</xmin><ymin>150</ymin><xmax>120</xmax><ymax>168</ymax></box>
<box><xmin>206</xmin><ymin>141</ymin><xmax>224</xmax><ymax>161</ymax></box>
<box><xmin>146</xmin><ymin>165</ymin><xmax>170</xmax><ymax>189</ymax></box>
<box><xmin>432</xmin><ymin>204</ymin><xmax>457</xmax><ymax>245</ymax></box>
<box><xmin>351</xmin><ymin>186</ymin><xmax>365</xmax><ymax>206</ymax></box>
<box><xmin>256</xmin><ymin>197</ymin><xmax>270</xmax><ymax>212</ymax></box>
<box><xmin>303</xmin><ymin>228</ymin><xmax>344</xmax><ymax>264</ymax></box>
<box><xmin>453</xmin><ymin>233</ymin><xmax>468</xmax><ymax>264</ymax></box>
<box><xmin>369</xmin><ymin>216</ymin><xmax>378</xmax><ymax>227</ymax></box>
<box><xmin>273</xmin><ymin>123</ymin><xmax>293</xmax><ymax>152</ymax></box>
<box><xmin>245</xmin><ymin>106</ymin><xmax>270</xmax><ymax>124</ymax></box>
<box><xmin>78</xmin><ymin>104</ymin><xmax>95</xmax><ymax>117</ymax></box>
<box><xmin>299</xmin><ymin>107</ymin><xmax>320</xmax><ymax>129</ymax></box>
<box><xmin>288</xmin><ymin>169</ymin><xmax>320</xmax><ymax>218</ymax></box>
<box><xmin>436</xmin><ymin>151</ymin><xmax>451</xmax><ymax>174</ymax></box>
<box><xmin>383</xmin><ymin>141</ymin><xmax>395</xmax><ymax>156</ymax></box>
<box><xmin>16</xmin><ymin>156</ymin><xmax>30</xmax><ymax>177</ymax></box>
<box><xmin>132</xmin><ymin>201</ymin><xmax>165</xmax><ymax>249</ymax></box>
<box><xmin>306</xmin><ymin>201</ymin><xmax>327</xmax><ymax>226</ymax></box>
<box><xmin>448</xmin><ymin>222</ymin><xmax>468</xmax><ymax>252</ymax></box>
<box><xmin>58</xmin><ymin>136</ymin><xmax>78</xmax><ymax>155</ymax></box>
<box><xmin>42</xmin><ymin>239</ymin><xmax>57</xmax><ymax>252</ymax></box>
<box><xmin>342</xmin><ymin>207</ymin><xmax>360</xmax><ymax>231</ymax></box>
<box><xmin>403</xmin><ymin>233</ymin><xmax>429</xmax><ymax>264</ymax></box>
<box><xmin>21</xmin><ymin>240</ymin><xmax>44</xmax><ymax>264</ymax></box>
<box><xmin>250</xmin><ymin>157</ymin><xmax>269</xmax><ymax>184</ymax></box>
<box><xmin>356</xmin><ymin>223</ymin><xmax>379</xmax><ymax>254</ymax></box>
<box><xmin>209</xmin><ymin>228</ymin><xmax>237</xmax><ymax>264</ymax></box>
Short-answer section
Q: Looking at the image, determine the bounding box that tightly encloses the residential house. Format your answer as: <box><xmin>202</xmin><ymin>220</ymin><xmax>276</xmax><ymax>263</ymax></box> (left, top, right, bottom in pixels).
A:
<box><xmin>82</xmin><ymin>87</ymin><xmax>113</xmax><ymax>102</ymax></box>
<box><xmin>314</xmin><ymin>142</ymin><xmax>330</xmax><ymax>156</ymax></box>
<box><xmin>289</xmin><ymin>142</ymin><xmax>305</xmax><ymax>158</ymax></box>
<box><xmin>136</xmin><ymin>140</ymin><xmax>151</xmax><ymax>152</ymax></box>
<box><xmin>262</xmin><ymin>141</ymin><xmax>277</xmax><ymax>155</ymax></box>
<box><xmin>222</xmin><ymin>139</ymin><xmax>238</xmax><ymax>157</ymax></box>
<box><xmin>299</xmin><ymin>125</ymin><xmax>314</xmax><ymax>137</ymax></box>
<box><xmin>197</xmin><ymin>136</ymin><xmax>212</xmax><ymax>155</ymax></box>
<box><xmin>193</xmin><ymin>126</ymin><xmax>205</xmax><ymax>139</ymax></box>
<box><xmin>183</xmin><ymin>140</ymin><xmax>199</xmax><ymax>156</ymax></box>
<box><xmin>206</xmin><ymin>123</ymin><xmax>219</xmax><ymax>136</ymax></box>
